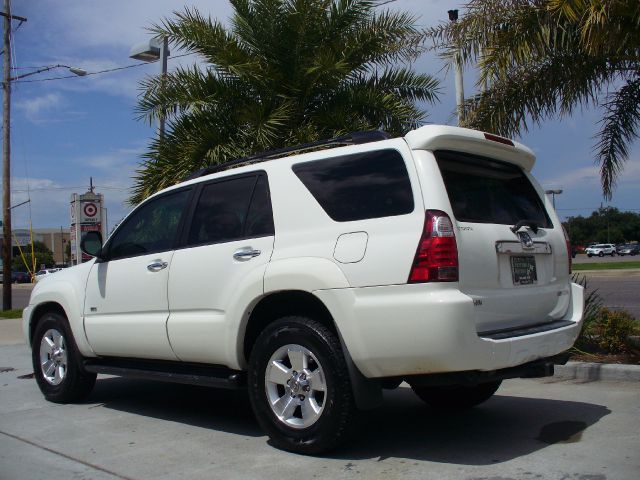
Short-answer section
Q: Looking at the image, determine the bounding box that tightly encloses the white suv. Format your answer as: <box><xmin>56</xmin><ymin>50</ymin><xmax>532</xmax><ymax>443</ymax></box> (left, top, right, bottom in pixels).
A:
<box><xmin>585</xmin><ymin>243</ymin><xmax>616</xmax><ymax>257</ymax></box>
<box><xmin>23</xmin><ymin>125</ymin><xmax>584</xmax><ymax>454</ymax></box>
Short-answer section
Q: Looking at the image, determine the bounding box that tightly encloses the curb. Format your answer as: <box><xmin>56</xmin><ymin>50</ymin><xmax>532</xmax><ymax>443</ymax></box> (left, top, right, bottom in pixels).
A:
<box><xmin>554</xmin><ymin>361</ymin><xmax>640</xmax><ymax>382</ymax></box>
<box><xmin>572</xmin><ymin>268</ymin><xmax>640</xmax><ymax>277</ymax></box>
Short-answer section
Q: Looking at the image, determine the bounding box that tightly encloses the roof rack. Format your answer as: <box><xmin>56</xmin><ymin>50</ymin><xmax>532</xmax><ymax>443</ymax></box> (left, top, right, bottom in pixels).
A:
<box><xmin>183</xmin><ymin>130</ymin><xmax>391</xmax><ymax>181</ymax></box>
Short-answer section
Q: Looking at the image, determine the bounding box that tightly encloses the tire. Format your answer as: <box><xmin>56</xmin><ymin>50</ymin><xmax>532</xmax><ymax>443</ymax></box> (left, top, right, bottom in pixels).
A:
<box><xmin>587</xmin><ymin>254</ymin><xmax>593</xmax><ymax>257</ymax></box>
<box><xmin>598</xmin><ymin>251</ymin><xmax>604</xmax><ymax>257</ymax></box>
<box><xmin>611</xmin><ymin>252</ymin><xmax>616</xmax><ymax>257</ymax></box>
<box><xmin>248</xmin><ymin>316</ymin><xmax>355</xmax><ymax>455</ymax></box>
<box><xmin>32</xmin><ymin>312</ymin><xmax>96</xmax><ymax>403</ymax></box>
<box><xmin>411</xmin><ymin>380</ymin><xmax>502</xmax><ymax>410</ymax></box>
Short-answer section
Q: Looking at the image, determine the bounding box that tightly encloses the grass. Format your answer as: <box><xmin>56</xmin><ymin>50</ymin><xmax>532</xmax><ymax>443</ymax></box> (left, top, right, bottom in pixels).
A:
<box><xmin>0</xmin><ymin>309</ymin><xmax>23</xmax><ymax>319</ymax></box>
<box><xmin>573</xmin><ymin>261</ymin><xmax>640</xmax><ymax>271</ymax></box>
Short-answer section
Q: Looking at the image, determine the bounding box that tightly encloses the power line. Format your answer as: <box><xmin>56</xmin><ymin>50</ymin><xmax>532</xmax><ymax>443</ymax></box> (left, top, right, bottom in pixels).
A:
<box><xmin>11</xmin><ymin>185</ymin><xmax>129</xmax><ymax>193</ymax></box>
<box><xmin>11</xmin><ymin>52</ymin><xmax>195</xmax><ymax>84</ymax></box>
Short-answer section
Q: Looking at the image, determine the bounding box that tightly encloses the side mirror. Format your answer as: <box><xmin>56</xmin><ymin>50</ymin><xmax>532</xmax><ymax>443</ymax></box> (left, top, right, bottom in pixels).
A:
<box><xmin>80</xmin><ymin>231</ymin><xmax>104</xmax><ymax>259</ymax></box>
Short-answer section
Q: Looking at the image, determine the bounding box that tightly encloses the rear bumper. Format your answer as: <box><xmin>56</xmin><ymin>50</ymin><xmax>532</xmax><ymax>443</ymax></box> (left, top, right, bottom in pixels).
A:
<box><xmin>404</xmin><ymin>352</ymin><xmax>570</xmax><ymax>387</ymax></box>
<box><xmin>315</xmin><ymin>282</ymin><xmax>584</xmax><ymax>378</ymax></box>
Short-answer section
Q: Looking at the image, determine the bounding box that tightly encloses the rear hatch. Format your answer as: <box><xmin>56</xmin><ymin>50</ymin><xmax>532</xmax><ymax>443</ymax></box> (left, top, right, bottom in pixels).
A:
<box><xmin>434</xmin><ymin>149</ymin><xmax>571</xmax><ymax>335</ymax></box>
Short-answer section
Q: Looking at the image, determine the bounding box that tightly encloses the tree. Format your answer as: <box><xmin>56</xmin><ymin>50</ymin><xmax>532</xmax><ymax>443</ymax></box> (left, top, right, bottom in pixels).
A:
<box><xmin>563</xmin><ymin>207</ymin><xmax>640</xmax><ymax>245</ymax></box>
<box><xmin>428</xmin><ymin>0</ymin><xmax>640</xmax><ymax>199</ymax></box>
<box><xmin>11</xmin><ymin>241</ymin><xmax>54</xmax><ymax>272</ymax></box>
<box><xmin>132</xmin><ymin>0</ymin><xmax>440</xmax><ymax>203</ymax></box>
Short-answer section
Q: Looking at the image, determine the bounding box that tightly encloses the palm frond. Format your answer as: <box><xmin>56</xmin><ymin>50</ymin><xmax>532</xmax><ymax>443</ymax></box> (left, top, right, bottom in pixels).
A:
<box><xmin>594</xmin><ymin>75</ymin><xmax>640</xmax><ymax>199</ymax></box>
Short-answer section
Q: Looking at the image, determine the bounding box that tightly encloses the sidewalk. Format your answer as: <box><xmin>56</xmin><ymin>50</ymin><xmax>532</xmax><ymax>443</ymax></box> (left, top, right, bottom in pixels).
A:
<box><xmin>0</xmin><ymin>318</ymin><xmax>24</xmax><ymax>346</ymax></box>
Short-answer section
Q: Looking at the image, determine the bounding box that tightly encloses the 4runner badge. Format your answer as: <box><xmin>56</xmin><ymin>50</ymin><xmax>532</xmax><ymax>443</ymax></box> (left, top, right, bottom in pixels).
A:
<box><xmin>517</xmin><ymin>231</ymin><xmax>534</xmax><ymax>248</ymax></box>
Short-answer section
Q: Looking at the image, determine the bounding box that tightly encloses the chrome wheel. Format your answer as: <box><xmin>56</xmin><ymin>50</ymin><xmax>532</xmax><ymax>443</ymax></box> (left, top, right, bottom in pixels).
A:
<box><xmin>265</xmin><ymin>344</ymin><xmax>326</xmax><ymax>429</ymax></box>
<box><xmin>39</xmin><ymin>328</ymin><xmax>68</xmax><ymax>386</ymax></box>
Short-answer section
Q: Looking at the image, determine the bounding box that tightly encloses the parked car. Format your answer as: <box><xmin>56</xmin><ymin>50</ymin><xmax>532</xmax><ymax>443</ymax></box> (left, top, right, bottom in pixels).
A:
<box><xmin>34</xmin><ymin>268</ymin><xmax>61</xmax><ymax>282</ymax></box>
<box><xmin>23</xmin><ymin>125</ymin><xmax>584</xmax><ymax>454</ymax></box>
<box><xmin>11</xmin><ymin>272</ymin><xmax>31</xmax><ymax>283</ymax></box>
<box><xmin>618</xmin><ymin>244</ymin><xmax>640</xmax><ymax>256</ymax></box>
<box><xmin>584</xmin><ymin>243</ymin><xmax>617</xmax><ymax>257</ymax></box>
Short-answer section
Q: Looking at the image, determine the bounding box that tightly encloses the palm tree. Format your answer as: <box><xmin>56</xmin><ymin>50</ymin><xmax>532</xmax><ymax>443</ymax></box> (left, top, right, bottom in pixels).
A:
<box><xmin>428</xmin><ymin>0</ymin><xmax>640</xmax><ymax>199</ymax></box>
<box><xmin>132</xmin><ymin>0</ymin><xmax>440</xmax><ymax>203</ymax></box>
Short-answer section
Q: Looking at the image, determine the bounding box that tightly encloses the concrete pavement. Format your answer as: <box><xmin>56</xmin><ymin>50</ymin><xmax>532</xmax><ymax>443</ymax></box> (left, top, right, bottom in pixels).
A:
<box><xmin>1</xmin><ymin>342</ymin><xmax>639</xmax><ymax>480</ymax></box>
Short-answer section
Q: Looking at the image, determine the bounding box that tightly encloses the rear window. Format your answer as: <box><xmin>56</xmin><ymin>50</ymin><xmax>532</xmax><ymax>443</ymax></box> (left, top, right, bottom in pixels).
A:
<box><xmin>435</xmin><ymin>150</ymin><xmax>552</xmax><ymax>228</ymax></box>
<box><xmin>292</xmin><ymin>149</ymin><xmax>414</xmax><ymax>222</ymax></box>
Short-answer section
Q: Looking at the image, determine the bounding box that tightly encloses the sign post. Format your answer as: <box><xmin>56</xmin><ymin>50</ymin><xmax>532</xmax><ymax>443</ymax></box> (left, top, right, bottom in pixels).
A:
<box><xmin>70</xmin><ymin>189</ymin><xmax>106</xmax><ymax>265</ymax></box>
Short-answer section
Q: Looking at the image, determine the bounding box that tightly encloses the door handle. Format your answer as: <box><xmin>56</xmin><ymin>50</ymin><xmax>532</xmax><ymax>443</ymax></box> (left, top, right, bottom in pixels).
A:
<box><xmin>147</xmin><ymin>261</ymin><xmax>168</xmax><ymax>272</ymax></box>
<box><xmin>233</xmin><ymin>247</ymin><xmax>261</xmax><ymax>262</ymax></box>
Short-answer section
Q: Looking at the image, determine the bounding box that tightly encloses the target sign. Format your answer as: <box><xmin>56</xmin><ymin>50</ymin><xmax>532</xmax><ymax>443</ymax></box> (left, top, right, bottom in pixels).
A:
<box><xmin>83</xmin><ymin>203</ymin><xmax>98</xmax><ymax>217</ymax></box>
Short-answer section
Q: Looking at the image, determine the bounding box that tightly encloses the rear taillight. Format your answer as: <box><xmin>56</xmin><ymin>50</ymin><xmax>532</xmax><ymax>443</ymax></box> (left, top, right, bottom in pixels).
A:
<box><xmin>408</xmin><ymin>210</ymin><xmax>459</xmax><ymax>283</ymax></box>
<box><xmin>562</xmin><ymin>225</ymin><xmax>572</xmax><ymax>274</ymax></box>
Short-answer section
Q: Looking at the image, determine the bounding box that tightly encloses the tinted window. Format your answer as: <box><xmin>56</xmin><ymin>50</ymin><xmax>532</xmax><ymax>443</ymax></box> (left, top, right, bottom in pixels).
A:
<box><xmin>108</xmin><ymin>189</ymin><xmax>191</xmax><ymax>260</ymax></box>
<box><xmin>435</xmin><ymin>151</ymin><xmax>552</xmax><ymax>227</ymax></box>
<box><xmin>245</xmin><ymin>176</ymin><xmax>275</xmax><ymax>237</ymax></box>
<box><xmin>292</xmin><ymin>149</ymin><xmax>413</xmax><ymax>222</ymax></box>
<box><xmin>186</xmin><ymin>174</ymin><xmax>274</xmax><ymax>246</ymax></box>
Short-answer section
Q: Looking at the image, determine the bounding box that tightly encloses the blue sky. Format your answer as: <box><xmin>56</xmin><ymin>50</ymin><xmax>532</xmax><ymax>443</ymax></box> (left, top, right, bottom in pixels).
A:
<box><xmin>5</xmin><ymin>0</ymin><xmax>639</xmax><ymax>232</ymax></box>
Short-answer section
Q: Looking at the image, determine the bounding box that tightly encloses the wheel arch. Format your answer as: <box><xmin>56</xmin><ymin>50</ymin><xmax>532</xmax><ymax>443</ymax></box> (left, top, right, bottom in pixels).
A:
<box><xmin>242</xmin><ymin>290</ymin><xmax>383</xmax><ymax>410</ymax></box>
<box><xmin>29</xmin><ymin>302</ymin><xmax>67</xmax><ymax>345</ymax></box>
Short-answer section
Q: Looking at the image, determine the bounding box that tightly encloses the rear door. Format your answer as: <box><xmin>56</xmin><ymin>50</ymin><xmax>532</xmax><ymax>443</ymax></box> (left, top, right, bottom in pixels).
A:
<box><xmin>166</xmin><ymin>172</ymin><xmax>275</xmax><ymax>364</ymax></box>
<box><xmin>434</xmin><ymin>150</ymin><xmax>570</xmax><ymax>334</ymax></box>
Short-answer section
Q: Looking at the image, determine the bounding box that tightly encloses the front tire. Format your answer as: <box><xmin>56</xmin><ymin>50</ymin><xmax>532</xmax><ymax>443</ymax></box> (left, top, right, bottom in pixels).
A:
<box><xmin>32</xmin><ymin>312</ymin><xmax>96</xmax><ymax>403</ymax></box>
<box><xmin>411</xmin><ymin>381</ymin><xmax>502</xmax><ymax>410</ymax></box>
<box><xmin>598</xmin><ymin>251</ymin><xmax>604</xmax><ymax>257</ymax></box>
<box><xmin>248</xmin><ymin>316</ymin><xmax>355</xmax><ymax>454</ymax></box>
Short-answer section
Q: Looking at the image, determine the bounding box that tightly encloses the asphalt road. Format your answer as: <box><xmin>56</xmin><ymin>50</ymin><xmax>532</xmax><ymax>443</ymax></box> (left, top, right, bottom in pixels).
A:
<box><xmin>582</xmin><ymin>274</ymin><xmax>640</xmax><ymax>319</ymax></box>
<box><xmin>1</xmin><ymin>342</ymin><xmax>638</xmax><ymax>480</ymax></box>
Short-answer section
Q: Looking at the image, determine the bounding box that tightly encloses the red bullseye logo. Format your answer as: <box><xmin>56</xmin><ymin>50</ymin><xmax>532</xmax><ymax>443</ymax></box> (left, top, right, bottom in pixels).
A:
<box><xmin>83</xmin><ymin>203</ymin><xmax>98</xmax><ymax>217</ymax></box>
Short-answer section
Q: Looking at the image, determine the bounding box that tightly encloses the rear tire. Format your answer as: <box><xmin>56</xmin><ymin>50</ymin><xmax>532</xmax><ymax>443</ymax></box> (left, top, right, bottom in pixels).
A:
<box><xmin>248</xmin><ymin>316</ymin><xmax>355</xmax><ymax>455</ymax></box>
<box><xmin>32</xmin><ymin>312</ymin><xmax>96</xmax><ymax>403</ymax></box>
<box><xmin>411</xmin><ymin>381</ymin><xmax>502</xmax><ymax>410</ymax></box>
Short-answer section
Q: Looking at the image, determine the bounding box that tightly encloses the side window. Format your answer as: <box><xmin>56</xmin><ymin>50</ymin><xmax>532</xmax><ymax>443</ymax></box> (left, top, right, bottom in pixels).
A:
<box><xmin>107</xmin><ymin>189</ymin><xmax>191</xmax><ymax>260</ymax></box>
<box><xmin>245</xmin><ymin>176</ymin><xmax>275</xmax><ymax>237</ymax></box>
<box><xmin>292</xmin><ymin>149</ymin><xmax>414</xmax><ymax>222</ymax></box>
<box><xmin>186</xmin><ymin>174</ymin><xmax>273</xmax><ymax>247</ymax></box>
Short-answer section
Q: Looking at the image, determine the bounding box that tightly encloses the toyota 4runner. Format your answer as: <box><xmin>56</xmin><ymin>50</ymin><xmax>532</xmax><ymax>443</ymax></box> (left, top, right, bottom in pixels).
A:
<box><xmin>23</xmin><ymin>125</ymin><xmax>584</xmax><ymax>454</ymax></box>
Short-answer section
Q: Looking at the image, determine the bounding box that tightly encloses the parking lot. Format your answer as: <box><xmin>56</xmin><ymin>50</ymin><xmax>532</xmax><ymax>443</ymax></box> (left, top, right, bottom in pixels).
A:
<box><xmin>1</xmin><ymin>339</ymin><xmax>639</xmax><ymax>480</ymax></box>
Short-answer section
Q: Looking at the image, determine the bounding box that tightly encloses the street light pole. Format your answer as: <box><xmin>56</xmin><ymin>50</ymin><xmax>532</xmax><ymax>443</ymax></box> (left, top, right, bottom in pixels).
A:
<box><xmin>448</xmin><ymin>9</ymin><xmax>464</xmax><ymax>125</ymax></box>
<box><xmin>130</xmin><ymin>36</ymin><xmax>170</xmax><ymax>141</ymax></box>
<box><xmin>545</xmin><ymin>189</ymin><xmax>563</xmax><ymax>209</ymax></box>
<box><xmin>1</xmin><ymin>1</ymin><xmax>83</xmax><ymax>309</ymax></box>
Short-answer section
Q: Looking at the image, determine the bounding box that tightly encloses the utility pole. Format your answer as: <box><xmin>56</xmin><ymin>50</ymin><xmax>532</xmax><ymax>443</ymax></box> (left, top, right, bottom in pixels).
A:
<box><xmin>1</xmin><ymin>1</ymin><xmax>27</xmax><ymax>310</ymax></box>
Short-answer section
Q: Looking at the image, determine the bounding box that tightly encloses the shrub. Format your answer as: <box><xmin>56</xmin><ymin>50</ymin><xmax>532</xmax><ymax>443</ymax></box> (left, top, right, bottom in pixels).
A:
<box><xmin>591</xmin><ymin>308</ymin><xmax>639</xmax><ymax>353</ymax></box>
<box><xmin>572</xmin><ymin>274</ymin><xmax>639</xmax><ymax>354</ymax></box>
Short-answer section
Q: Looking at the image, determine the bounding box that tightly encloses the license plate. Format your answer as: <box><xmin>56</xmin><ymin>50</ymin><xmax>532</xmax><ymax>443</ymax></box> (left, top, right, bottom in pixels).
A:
<box><xmin>510</xmin><ymin>255</ymin><xmax>537</xmax><ymax>285</ymax></box>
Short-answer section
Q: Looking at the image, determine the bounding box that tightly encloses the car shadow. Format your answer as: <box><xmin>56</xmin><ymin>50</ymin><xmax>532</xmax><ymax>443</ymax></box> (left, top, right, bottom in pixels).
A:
<box><xmin>86</xmin><ymin>377</ymin><xmax>611</xmax><ymax>464</ymax></box>
<box><xmin>85</xmin><ymin>376</ymin><xmax>262</xmax><ymax>438</ymax></box>
<box><xmin>334</xmin><ymin>387</ymin><xmax>611</xmax><ymax>464</ymax></box>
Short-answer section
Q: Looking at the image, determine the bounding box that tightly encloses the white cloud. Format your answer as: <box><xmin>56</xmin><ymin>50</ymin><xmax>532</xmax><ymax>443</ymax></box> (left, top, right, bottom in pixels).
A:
<box><xmin>15</xmin><ymin>93</ymin><xmax>62</xmax><ymax>122</ymax></box>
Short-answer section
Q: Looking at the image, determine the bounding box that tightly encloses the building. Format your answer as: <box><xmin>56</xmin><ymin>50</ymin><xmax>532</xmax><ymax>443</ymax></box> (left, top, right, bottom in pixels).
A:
<box><xmin>8</xmin><ymin>228</ymin><xmax>70</xmax><ymax>267</ymax></box>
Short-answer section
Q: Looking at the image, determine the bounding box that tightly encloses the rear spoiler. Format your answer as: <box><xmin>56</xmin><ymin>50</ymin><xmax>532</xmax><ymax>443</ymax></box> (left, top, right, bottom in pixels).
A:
<box><xmin>404</xmin><ymin>125</ymin><xmax>536</xmax><ymax>172</ymax></box>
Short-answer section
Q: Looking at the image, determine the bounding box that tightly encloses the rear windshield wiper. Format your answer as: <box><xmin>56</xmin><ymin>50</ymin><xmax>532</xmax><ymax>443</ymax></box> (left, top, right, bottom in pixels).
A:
<box><xmin>510</xmin><ymin>220</ymin><xmax>539</xmax><ymax>234</ymax></box>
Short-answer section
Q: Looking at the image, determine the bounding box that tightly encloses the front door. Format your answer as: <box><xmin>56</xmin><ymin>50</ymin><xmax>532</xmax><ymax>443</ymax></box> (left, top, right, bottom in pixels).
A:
<box><xmin>84</xmin><ymin>188</ymin><xmax>192</xmax><ymax>360</ymax></box>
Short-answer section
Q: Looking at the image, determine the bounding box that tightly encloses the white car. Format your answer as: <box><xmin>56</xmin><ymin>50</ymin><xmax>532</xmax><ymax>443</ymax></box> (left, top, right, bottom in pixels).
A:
<box><xmin>23</xmin><ymin>125</ymin><xmax>584</xmax><ymax>454</ymax></box>
<box><xmin>584</xmin><ymin>243</ymin><xmax>616</xmax><ymax>257</ymax></box>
